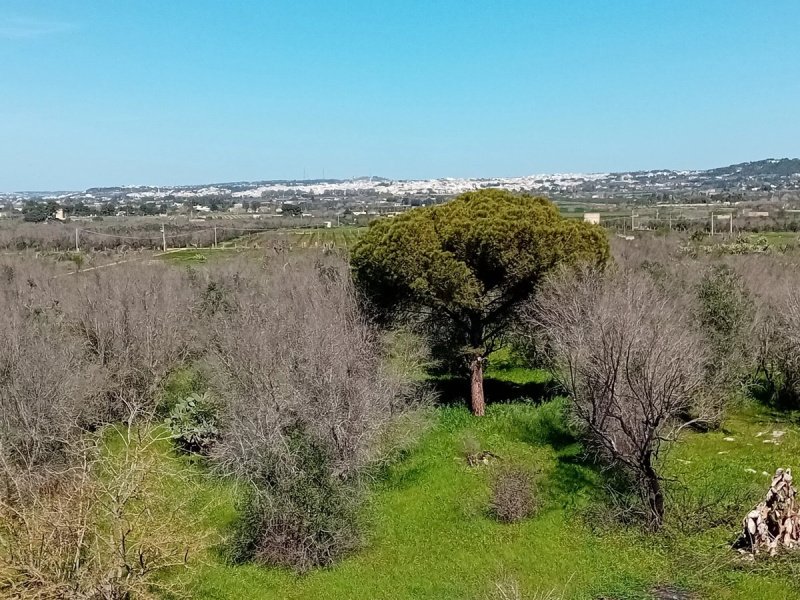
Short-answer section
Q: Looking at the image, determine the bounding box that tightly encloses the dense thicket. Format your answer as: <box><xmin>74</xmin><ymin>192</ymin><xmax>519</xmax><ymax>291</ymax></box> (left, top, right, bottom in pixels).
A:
<box><xmin>0</xmin><ymin>252</ymin><xmax>426</xmax><ymax>592</ymax></box>
<box><xmin>5</xmin><ymin>220</ymin><xmax>800</xmax><ymax>594</ymax></box>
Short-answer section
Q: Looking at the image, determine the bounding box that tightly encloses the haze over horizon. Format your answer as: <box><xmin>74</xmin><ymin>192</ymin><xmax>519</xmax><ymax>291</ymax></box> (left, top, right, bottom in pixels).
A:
<box><xmin>2</xmin><ymin>0</ymin><xmax>799</xmax><ymax>190</ymax></box>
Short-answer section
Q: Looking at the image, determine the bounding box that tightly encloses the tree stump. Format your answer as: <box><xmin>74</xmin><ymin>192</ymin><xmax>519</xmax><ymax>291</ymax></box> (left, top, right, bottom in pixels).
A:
<box><xmin>737</xmin><ymin>468</ymin><xmax>799</xmax><ymax>555</ymax></box>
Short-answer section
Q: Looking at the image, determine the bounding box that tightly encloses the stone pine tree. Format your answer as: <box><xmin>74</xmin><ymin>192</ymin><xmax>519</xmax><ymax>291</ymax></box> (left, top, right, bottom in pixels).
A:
<box><xmin>351</xmin><ymin>189</ymin><xmax>609</xmax><ymax>416</ymax></box>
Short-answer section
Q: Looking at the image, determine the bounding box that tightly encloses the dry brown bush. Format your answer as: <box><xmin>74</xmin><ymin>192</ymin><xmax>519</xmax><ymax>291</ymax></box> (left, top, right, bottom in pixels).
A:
<box><xmin>209</xmin><ymin>255</ymin><xmax>421</xmax><ymax>480</ymax></box>
<box><xmin>1</xmin><ymin>250</ymin><xmax>426</xmax><ymax>576</ymax></box>
<box><xmin>57</xmin><ymin>264</ymin><xmax>200</xmax><ymax>422</ymax></box>
<box><xmin>528</xmin><ymin>268</ymin><xmax>710</xmax><ymax>529</ymax></box>
<box><xmin>0</xmin><ymin>257</ymin><xmax>199</xmax><ymax>472</ymax></box>
<box><xmin>489</xmin><ymin>466</ymin><xmax>537</xmax><ymax>524</ymax></box>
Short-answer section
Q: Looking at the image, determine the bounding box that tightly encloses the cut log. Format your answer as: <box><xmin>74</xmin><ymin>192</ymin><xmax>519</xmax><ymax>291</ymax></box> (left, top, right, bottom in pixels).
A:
<box><xmin>736</xmin><ymin>468</ymin><xmax>799</xmax><ymax>555</ymax></box>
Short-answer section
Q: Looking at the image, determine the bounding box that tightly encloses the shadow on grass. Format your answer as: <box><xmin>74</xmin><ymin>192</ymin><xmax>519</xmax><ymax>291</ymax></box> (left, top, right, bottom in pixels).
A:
<box><xmin>504</xmin><ymin>398</ymin><xmax>605</xmax><ymax>504</ymax></box>
<box><xmin>429</xmin><ymin>376</ymin><xmax>561</xmax><ymax>408</ymax></box>
<box><xmin>748</xmin><ymin>377</ymin><xmax>800</xmax><ymax>420</ymax></box>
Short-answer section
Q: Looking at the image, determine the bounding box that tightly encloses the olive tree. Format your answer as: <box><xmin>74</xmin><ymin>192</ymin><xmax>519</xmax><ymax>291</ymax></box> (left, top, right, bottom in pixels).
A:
<box><xmin>351</xmin><ymin>189</ymin><xmax>609</xmax><ymax>415</ymax></box>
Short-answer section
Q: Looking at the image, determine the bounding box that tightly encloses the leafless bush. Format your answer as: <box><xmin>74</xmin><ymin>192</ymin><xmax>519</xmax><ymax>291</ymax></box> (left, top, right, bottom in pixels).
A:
<box><xmin>0</xmin><ymin>218</ymin><xmax>246</xmax><ymax>252</ymax></box>
<box><xmin>489</xmin><ymin>466</ymin><xmax>537</xmax><ymax>523</ymax></box>
<box><xmin>207</xmin><ymin>255</ymin><xmax>425</xmax><ymax>569</ymax></box>
<box><xmin>57</xmin><ymin>264</ymin><xmax>199</xmax><ymax>422</ymax></box>
<box><xmin>756</xmin><ymin>286</ymin><xmax>800</xmax><ymax>408</ymax></box>
<box><xmin>0</xmin><ymin>255</ymin><xmax>199</xmax><ymax>497</ymax></box>
<box><xmin>0</xmin><ymin>260</ymin><xmax>95</xmax><ymax>487</ymax></box>
<box><xmin>528</xmin><ymin>269</ymin><xmax>709</xmax><ymax>529</ymax></box>
<box><xmin>719</xmin><ymin>253</ymin><xmax>800</xmax><ymax>408</ymax></box>
<box><xmin>209</xmin><ymin>256</ymin><xmax>420</xmax><ymax>480</ymax></box>
<box><xmin>0</xmin><ymin>426</ymin><xmax>210</xmax><ymax>599</ymax></box>
<box><xmin>610</xmin><ymin>234</ymin><xmax>684</xmax><ymax>271</ymax></box>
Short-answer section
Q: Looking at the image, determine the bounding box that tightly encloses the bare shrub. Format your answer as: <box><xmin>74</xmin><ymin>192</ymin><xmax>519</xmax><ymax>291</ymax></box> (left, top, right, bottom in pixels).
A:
<box><xmin>0</xmin><ymin>259</ymin><xmax>95</xmax><ymax>482</ymax></box>
<box><xmin>757</xmin><ymin>288</ymin><xmax>800</xmax><ymax>409</ymax></box>
<box><xmin>729</xmin><ymin>255</ymin><xmax>800</xmax><ymax>409</ymax></box>
<box><xmin>57</xmin><ymin>264</ymin><xmax>199</xmax><ymax>422</ymax></box>
<box><xmin>529</xmin><ymin>269</ymin><xmax>709</xmax><ymax>530</ymax></box>
<box><xmin>489</xmin><ymin>466</ymin><xmax>537</xmax><ymax>523</ymax></box>
<box><xmin>0</xmin><ymin>315</ymin><xmax>88</xmax><ymax>479</ymax></box>
<box><xmin>207</xmin><ymin>255</ymin><xmax>425</xmax><ymax>570</ymax></box>
<box><xmin>0</xmin><ymin>426</ymin><xmax>209</xmax><ymax>599</ymax></box>
<box><xmin>0</xmin><ymin>255</ymin><xmax>211</xmax><ymax>596</ymax></box>
<box><xmin>227</xmin><ymin>428</ymin><xmax>363</xmax><ymax>572</ymax></box>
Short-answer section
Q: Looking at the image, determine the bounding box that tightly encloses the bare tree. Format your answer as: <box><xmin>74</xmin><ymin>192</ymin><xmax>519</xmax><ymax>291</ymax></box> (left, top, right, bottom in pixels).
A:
<box><xmin>528</xmin><ymin>269</ymin><xmax>708</xmax><ymax>529</ymax></box>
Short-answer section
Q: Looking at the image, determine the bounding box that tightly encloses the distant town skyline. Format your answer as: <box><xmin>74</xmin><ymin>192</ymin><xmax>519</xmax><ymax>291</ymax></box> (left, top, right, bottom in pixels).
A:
<box><xmin>2</xmin><ymin>1</ymin><xmax>798</xmax><ymax>190</ymax></box>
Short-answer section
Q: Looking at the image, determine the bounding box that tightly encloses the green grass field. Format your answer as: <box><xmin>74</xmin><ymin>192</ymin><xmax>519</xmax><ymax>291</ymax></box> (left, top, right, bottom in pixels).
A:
<box><xmin>155</xmin><ymin>227</ymin><xmax>366</xmax><ymax>263</ymax></box>
<box><xmin>747</xmin><ymin>232</ymin><xmax>800</xmax><ymax>247</ymax></box>
<box><xmin>145</xmin><ymin>354</ymin><xmax>800</xmax><ymax>600</ymax></box>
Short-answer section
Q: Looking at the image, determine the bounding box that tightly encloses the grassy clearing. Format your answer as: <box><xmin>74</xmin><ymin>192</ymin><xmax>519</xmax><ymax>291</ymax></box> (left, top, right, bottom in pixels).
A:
<box><xmin>156</xmin><ymin>248</ymin><xmax>257</xmax><ymax>264</ymax></box>
<box><xmin>154</xmin><ymin>226</ymin><xmax>366</xmax><ymax>263</ymax></box>
<box><xmin>168</xmin><ymin>403</ymin><xmax>799</xmax><ymax>599</ymax></box>
<box><xmin>747</xmin><ymin>232</ymin><xmax>800</xmax><ymax>247</ymax></box>
<box><xmin>145</xmin><ymin>356</ymin><xmax>800</xmax><ymax>599</ymax></box>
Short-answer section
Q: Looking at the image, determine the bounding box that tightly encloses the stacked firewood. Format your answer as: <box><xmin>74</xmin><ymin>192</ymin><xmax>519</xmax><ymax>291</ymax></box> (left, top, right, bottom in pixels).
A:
<box><xmin>738</xmin><ymin>468</ymin><xmax>799</xmax><ymax>555</ymax></box>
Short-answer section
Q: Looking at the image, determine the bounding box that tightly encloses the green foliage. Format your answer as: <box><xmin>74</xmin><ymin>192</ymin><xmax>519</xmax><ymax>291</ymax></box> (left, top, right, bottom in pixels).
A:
<box><xmin>165</xmin><ymin>391</ymin><xmax>221</xmax><ymax>454</ymax></box>
<box><xmin>159</xmin><ymin>366</ymin><xmax>209</xmax><ymax>417</ymax></box>
<box><xmin>696</xmin><ymin>264</ymin><xmax>755</xmax><ymax>377</ymax></box>
<box><xmin>351</xmin><ymin>190</ymin><xmax>609</xmax><ymax>369</ymax></box>
<box><xmin>22</xmin><ymin>200</ymin><xmax>59</xmax><ymax>222</ymax></box>
<box><xmin>200</xmin><ymin>280</ymin><xmax>233</xmax><ymax>315</ymax></box>
<box><xmin>67</xmin><ymin>252</ymin><xmax>85</xmax><ymax>271</ymax></box>
<box><xmin>281</xmin><ymin>203</ymin><xmax>303</xmax><ymax>217</ymax></box>
<box><xmin>227</xmin><ymin>427</ymin><xmax>362</xmax><ymax>572</ymax></box>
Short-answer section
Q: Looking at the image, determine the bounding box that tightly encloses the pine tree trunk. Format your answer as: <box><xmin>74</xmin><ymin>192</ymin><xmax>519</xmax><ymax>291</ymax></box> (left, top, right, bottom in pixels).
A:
<box><xmin>469</xmin><ymin>356</ymin><xmax>486</xmax><ymax>416</ymax></box>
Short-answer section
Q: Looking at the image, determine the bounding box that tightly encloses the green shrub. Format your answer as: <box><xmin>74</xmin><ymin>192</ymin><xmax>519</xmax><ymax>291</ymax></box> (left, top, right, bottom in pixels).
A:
<box><xmin>159</xmin><ymin>366</ymin><xmax>208</xmax><ymax>417</ymax></box>
<box><xmin>165</xmin><ymin>392</ymin><xmax>220</xmax><ymax>454</ymax></box>
<box><xmin>227</xmin><ymin>427</ymin><xmax>362</xmax><ymax>572</ymax></box>
<box><xmin>696</xmin><ymin>264</ymin><xmax>754</xmax><ymax>365</ymax></box>
<box><xmin>695</xmin><ymin>264</ymin><xmax>755</xmax><ymax>419</ymax></box>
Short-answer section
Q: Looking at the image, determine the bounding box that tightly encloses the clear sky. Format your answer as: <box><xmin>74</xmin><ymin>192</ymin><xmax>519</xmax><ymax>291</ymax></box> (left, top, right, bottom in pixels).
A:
<box><xmin>1</xmin><ymin>1</ymin><xmax>798</xmax><ymax>190</ymax></box>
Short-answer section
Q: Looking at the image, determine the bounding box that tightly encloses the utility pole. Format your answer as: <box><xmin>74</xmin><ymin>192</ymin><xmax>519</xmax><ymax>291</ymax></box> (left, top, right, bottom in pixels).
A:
<box><xmin>669</xmin><ymin>213</ymin><xmax>673</xmax><ymax>231</ymax></box>
<box><xmin>75</xmin><ymin>228</ymin><xmax>79</xmax><ymax>253</ymax></box>
<box><xmin>711</xmin><ymin>212</ymin><xmax>715</xmax><ymax>236</ymax></box>
<box><xmin>161</xmin><ymin>223</ymin><xmax>167</xmax><ymax>252</ymax></box>
<box><xmin>214</xmin><ymin>225</ymin><xmax>218</xmax><ymax>248</ymax></box>
<box><xmin>631</xmin><ymin>209</ymin><xmax>635</xmax><ymax>232</ymax></box>
<box><xmin>729</xmin><ymin>213</ymin><xmax>733</xmax><ymax>236</ymax></box>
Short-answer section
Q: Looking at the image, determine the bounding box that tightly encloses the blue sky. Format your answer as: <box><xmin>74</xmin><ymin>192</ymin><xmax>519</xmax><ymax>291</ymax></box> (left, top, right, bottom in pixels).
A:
<box><xmin>1</xmin><ymin>1</ymin><xmax>798</xmax><ymax>190</ymax></box>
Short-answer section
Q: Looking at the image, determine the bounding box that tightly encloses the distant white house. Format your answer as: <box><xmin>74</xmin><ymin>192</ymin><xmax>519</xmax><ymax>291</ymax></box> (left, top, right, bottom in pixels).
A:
<box><xmin>584</xmin><ymin>212</ymin><xmax>601</xmax><ymax>225</ymax></box>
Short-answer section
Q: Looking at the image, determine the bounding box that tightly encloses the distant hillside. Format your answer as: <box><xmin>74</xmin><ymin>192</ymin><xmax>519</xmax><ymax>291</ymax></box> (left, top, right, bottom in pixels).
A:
<box><xmin>706</xmin><ymin>158</ymin><xmax>800</xmax><ymax>178</ymax></box>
